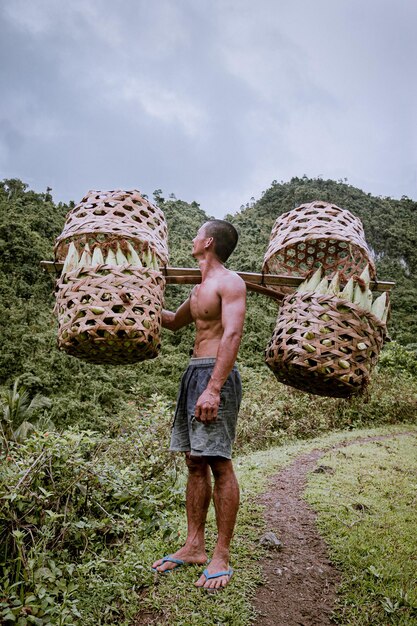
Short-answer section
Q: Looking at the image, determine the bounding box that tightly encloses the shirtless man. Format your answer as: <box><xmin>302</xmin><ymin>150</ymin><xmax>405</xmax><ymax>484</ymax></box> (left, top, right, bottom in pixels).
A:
<box><xmin>152</xmin><ymin>219</ymin><xmax>246</xmax><ymax>591</ymax></box>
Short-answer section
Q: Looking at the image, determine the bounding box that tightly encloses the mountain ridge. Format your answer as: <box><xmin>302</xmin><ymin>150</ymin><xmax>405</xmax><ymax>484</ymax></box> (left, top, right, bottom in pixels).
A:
<box><xmin>1</xmin><ymin>176</ymin><xmax>415</xmax><ymax>428</ymax></box>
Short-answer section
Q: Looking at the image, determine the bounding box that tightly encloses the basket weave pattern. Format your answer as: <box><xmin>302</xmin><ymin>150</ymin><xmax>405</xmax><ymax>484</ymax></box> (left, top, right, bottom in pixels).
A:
<box><xmin>54</xmin><ymin>190</ymin><xmax>169</xmax><ymax>265</ymax></box>
<box><xmin>265</xmin><ymin>291</ymin><xmax>386</xmax><ymax>398</ymax></box>
<box><xmin>263</xmin><ymin>201</ymin><xmax>375</xmax><ymax>281</ymax></box>
<box><xmin>55</xmin><ymin>266</ymin><xmax>165</xmax><ymax>365</ymax></box>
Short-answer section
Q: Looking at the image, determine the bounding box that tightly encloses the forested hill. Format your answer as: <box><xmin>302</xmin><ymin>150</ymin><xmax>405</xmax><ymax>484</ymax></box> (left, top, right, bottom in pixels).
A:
<box><xmin>226</xmin><ymin>177</ymin><xmax>417</xmax><ymax>345</ymax></box>
<box><xmin>0</xmin><ymin>177</ymin><xmax>416</xmax><ymax>428</ymax></box>
<box><xmin>161</xmin><ymin>177</ymin><xmax>417</xmax><ymax>348</ymax></box>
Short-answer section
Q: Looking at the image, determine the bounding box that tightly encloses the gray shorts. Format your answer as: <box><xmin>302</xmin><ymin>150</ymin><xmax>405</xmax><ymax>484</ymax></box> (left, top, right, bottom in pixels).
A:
<box><xmin>170</xmin><ymin>357</ymin><xmax>242</xmax><ymax>459</ymax></box>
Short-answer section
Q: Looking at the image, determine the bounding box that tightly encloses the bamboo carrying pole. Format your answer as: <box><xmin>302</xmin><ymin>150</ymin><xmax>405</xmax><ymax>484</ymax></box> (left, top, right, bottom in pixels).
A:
<box><xmin>40</xmin><ymin>261</ymin><xmax>395</xmax><ymax>301</ymax></box>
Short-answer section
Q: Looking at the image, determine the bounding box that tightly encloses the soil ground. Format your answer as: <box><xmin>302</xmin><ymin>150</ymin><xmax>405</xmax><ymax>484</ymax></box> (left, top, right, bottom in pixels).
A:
<box><xmin>251</xmin><ymin>433</ymin><xmax>414</xmax><ymax>626</ymax></box>
<box><xmin>252</xmin><ymin>447</ymin><xmax>340</xmax><ymax>626</ymax></box>
<box><xmin>134</xmin><ymin>432</ymin><xmax>413</xmax><ymax>625</ymax></box>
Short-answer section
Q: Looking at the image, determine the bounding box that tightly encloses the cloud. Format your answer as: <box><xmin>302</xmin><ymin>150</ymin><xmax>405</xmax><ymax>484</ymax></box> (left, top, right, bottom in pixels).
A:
<box><xmin>0</xmin><ymin>0</ymin><xmax>416</xmax><ymax>214</ymax></box>
<box><xmin>98</xmin><ymin>73</ymin><xmax>208</xmax><ymax>139</ymax></box>
<box><xmin>2</xmin><ymin>0</ymin><xmax>124</xmax><ymax>44</ymax></box>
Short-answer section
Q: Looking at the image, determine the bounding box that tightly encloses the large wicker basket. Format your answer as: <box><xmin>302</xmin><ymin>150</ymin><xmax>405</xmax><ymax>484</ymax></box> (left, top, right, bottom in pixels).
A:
<box><xmin>54</xmin><ymin>189</ymin><xmax>168</xmax><ymax>364</ymax></box>
<box><xmin>55</xmin><ymin>266</ymin><xmax>165</xmax><ymax>365</ymax></box>
<box><xmin>54</xmin><ymin>189</ymin><xmax>169</xmax><ymax>266</ymax></box>
<box><xmin>263</xmin><ymin>201</ymin><xmax>375</xmax><ymax>282</ymax></box>
<box><xmin>265</xmin><ymin>291</ymin><xmax>387</xmax><ymax>398</ymax></box>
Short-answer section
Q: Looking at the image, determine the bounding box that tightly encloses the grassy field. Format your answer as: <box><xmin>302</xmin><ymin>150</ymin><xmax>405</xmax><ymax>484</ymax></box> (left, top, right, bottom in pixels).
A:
<box><xmin>134</xmin><ymin>424</ymin><xmax>417</xmax><ymax>626</ymax></box>
<box><xmin>305</xmin><ymin>432</ymin><xmax>417</xmax><ymax>625</ymax></box>
<box><xmin>3</xmin><ymin>423</ymin><xmax>414</xmax><ymax>625</ymax></box>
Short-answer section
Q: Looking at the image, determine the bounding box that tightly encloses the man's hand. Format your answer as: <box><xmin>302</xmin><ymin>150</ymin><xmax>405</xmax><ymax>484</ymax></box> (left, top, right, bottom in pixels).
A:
<box><xmin>194</xmin><ymin>388</ymin><xmax>221</xmax><ymax>423</ymax></box>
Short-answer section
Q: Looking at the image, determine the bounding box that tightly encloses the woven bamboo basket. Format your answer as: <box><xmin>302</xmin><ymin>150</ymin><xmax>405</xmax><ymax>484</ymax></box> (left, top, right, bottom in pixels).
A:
<box><xmin>265</xmin><ymin>291</ymin><xmax>387</xmax><ymax>398</ymax></box>
<box><xmin>263</xmin><ymin>201</ymin><xmax>375</xmax><ymax>282</ymax></box>
<box><xmin>54</xmin><ymin>189</ymin><xmax>169</xmax><ymax>266</ymax></box>
<box><xmin>54</xmin><ymin>266</ymin><xmax>165</xmax><ymax>365</ymax></box>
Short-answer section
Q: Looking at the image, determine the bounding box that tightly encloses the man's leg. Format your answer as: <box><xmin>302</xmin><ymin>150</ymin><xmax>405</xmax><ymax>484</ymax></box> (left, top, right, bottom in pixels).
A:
<box><xmin>153</xmin><ymin>453</ymin><xmax>212</xmax><ymax>572</ymax></box>
<box><xmin>195</xmin><ymin>457</ymin><xmax>239</xmax><ymax>589</ymax></box>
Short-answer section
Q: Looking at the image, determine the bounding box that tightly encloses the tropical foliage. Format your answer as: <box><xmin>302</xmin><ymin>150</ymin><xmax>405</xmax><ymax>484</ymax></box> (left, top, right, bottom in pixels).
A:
<box><xmin>0</xmin><ymin>176</ymin><xmax>416</xmax><ymax>623</ymax></box>
<box><xmin>1</xmin><ymin>175</ymin><xmax>416</xmax><ymax>429</ymax></box>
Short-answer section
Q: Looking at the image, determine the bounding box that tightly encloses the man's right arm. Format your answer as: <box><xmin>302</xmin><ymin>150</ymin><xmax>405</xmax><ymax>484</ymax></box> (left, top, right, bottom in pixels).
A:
<box><xmin>162</xmin><ymin>295</ymin><xmax>193</xmax><ymax>331</ymax></box>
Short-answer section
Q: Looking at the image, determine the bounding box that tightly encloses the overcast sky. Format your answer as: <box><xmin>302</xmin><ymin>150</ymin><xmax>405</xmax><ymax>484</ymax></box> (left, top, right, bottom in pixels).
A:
<box><xmin>0</xmin><ymin>0</ymin><xmax>416</xmax><ymax>217</ymax></box>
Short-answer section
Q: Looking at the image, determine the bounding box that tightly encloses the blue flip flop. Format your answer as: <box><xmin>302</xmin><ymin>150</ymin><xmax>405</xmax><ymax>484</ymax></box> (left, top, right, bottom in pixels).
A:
<box><xmin>200</xmin><ymin>567</ymin><xmax>234</xmax><ymax>591</ymax></box>
<box><xmin>152</xmin><ymin>555</ymin><xmax>186</xmax><ymax>574</ymax></box>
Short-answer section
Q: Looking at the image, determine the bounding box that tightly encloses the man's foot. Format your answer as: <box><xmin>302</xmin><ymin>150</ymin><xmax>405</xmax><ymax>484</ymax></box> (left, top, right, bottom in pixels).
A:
<box><xmin>152</xmin><ymin>547</ymin><xmax>207</xmax><ymax>573</ymax></box>
<box><xmin>151</xmin><ymin>555</ymin><xmax>186</xmax><ymax>574</ymax></box>
<box><xmin>194</xmin><ymin>560</ymin><xmax>233</xmax><ymax>591</ymax></box>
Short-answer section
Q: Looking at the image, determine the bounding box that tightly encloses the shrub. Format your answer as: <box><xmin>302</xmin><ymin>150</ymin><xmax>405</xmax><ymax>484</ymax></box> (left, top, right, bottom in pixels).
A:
<box><xmin>236</xmin><ymin>362</ymin><xmax>417</xmax><ymax>454</ymax></box>
<box><xmin>0</xmin><ymin>395</ymin><xmax>179</xmax><ymax>625</ymax></box>
<box><xmin>377</xmin><ymin>341</ymin><xmax>417</xmax><ymax>377</ymax></box>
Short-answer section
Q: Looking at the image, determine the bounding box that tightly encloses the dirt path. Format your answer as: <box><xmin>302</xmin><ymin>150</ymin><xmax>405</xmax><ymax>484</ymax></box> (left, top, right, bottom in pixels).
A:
<box><xmin>251</xmin><ymin>433</ymin><xmax>414</xmax><ymax>626</ymax></box>
<box><xmin>133</xmin><ymin>432</ymin><xmax>414</xmax><ymax>625</ymax></box>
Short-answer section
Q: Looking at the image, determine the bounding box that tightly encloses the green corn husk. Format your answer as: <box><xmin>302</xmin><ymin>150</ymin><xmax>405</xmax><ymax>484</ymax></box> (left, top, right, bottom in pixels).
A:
<box><xmin>105</xmin><ymin>248</ymin><xmax>117</xmax><ymax>266</ymax></box>
<box><xmin>327</xmin><ymin>272</ymin><xmax>340</xmax><ymax>296</ymax></box>
<box><xmin>359</xmin><ymin>264</ymin><xmax>371</xmax><ymax>288</ymax></box>
<box><xmin>303</xmin><ymin>343</ymin><xmax>316</xmax><ymax>353</ymax></box>
<box><xmin>322</xmin><ymin>339</ymin><xmax>332</xmax><ymax>347</ymax></box>
<box><xmin>62</xmin><ymin>242</ymin><xmax>79</xmax><ymax>274</ymax></box>
<box><xmin>90</xmin><ymin>306</ymin><xmax>105</xmax><ymax>315</ymax></box>
<box><xmin>91</xmin><ymin>246</ymin><xmax>104</xmax><ymax>265</ymax></box>
<box><xmin>340</xmin><ymin>374</ymin><xmax>352</xmax><ymax>383</ymax></box>
<box><xmin>340</xmin><ymin>277</ymin><xmax>354</xmax><ymax>302</ymax></box>
<box><xmin>315</xmin><ymin>276</ymin><xmax>329</xmax><ymax>294</ymax></box>
<box><xmin>79</xmin><ymin>243</ymin><xmax>92</xmax><ymax>270</ymax></box>
<box><xmin>371</xmin><ymin>292</ymin><xmax>387</xmax><ymax>321</ymax></box>
<box><xmin>319</xmin><ymin>326</ymin><xmax>331</xmax><ymax>334</ymax></box>
<box><xmin>382</xmin><ymin>302</ymin><xmax>390</xmax><ymax>324</ymax></box>
<box><xmin>304</xmin><ymin>331</ymin><xmax>315</xmax><ymax>340</ymax></box>
<box><xmin>353</xmin><ymin>278</ymin><xmax>370</xmax><ymax>310</ymax></box>
<box><xmin>297</xmin><ymin>266</ymin><xmax>322</xmax><ymax>292</ymax></box>
<box><xmin>152</xmin><ymin>252</ymin><xmax>160</xmax><ymax>271</ymax></box>
<box><xmin>142</xmin><ymin>245</ymin><xmax>152</xmax><ymax>268</ymax></box>
<box><xmin>364</xmin><ymin>288</ymin><xmax>373</xmax><ymax>312</ymax></box>
<box><xmin>126</xmin><ymin>242</ymin><xmax>142</xmax><ymax>267</ymax></box>
<box><xmin>116</xmin><ymin>244</ymin><xmax>129</xmax><ymax>266</ymax></box>
<box><xmin>338</xmin><ymin>359</ymin><xmax>350</xmax><ymax>369</ymax></box>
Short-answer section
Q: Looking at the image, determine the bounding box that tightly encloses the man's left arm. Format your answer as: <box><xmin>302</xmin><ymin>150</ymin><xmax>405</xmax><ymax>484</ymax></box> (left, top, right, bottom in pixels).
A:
<box><xmin>194</xmin><ymin>275</ymin><xmax>246</xmax><ymax>423</ymax></box>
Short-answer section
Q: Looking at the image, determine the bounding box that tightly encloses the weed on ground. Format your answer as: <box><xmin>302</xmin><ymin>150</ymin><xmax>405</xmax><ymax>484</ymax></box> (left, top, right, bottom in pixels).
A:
<box><xmin>132</xmin><ymin>425</ymin><xmax>416</xmax><ymax>626</ymax></box>
<box><xmin>305</xmin><ymin>433</ymin><xmax>417</xmax><ymax>625</ymax></box>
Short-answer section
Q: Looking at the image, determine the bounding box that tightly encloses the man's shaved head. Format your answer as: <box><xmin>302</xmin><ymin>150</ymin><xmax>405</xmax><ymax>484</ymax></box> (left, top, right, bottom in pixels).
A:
<box><xmin>202</xmin><ymin>220</ymin><xmax>238</xmax><ymax>263</ymax></box>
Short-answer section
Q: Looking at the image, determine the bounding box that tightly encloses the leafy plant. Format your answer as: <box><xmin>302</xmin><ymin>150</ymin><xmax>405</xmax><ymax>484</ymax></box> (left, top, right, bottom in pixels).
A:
<box><xmin>1</xmin><ymin>379</ymin><xmax>51</xmax><ymax>445</ymax></box>
<box><xmin>0</xmin><ymin>395</ymin><xmax>180</xmax><ymax>624</ymax></box>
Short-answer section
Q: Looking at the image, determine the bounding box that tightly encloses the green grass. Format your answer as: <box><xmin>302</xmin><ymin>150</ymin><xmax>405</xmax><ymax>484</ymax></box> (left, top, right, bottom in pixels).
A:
<box><xmin>132</xmin><ymin>424</ymin><xmax>417</xmax><ymax>625</ymax></box>
<box><xmin>305</xmin><ymin>432</ymin><xmax>417</xmax><ymax>625</ymax></box>
<box><xmin>134</xmin><ymin>482</ymin><xmax>264</xmax><ymax>625</ymax></box>
<box><xmin>4</xmin><ymin>422</ymin><xmax>414</xmax><ymax>624</ymax></box>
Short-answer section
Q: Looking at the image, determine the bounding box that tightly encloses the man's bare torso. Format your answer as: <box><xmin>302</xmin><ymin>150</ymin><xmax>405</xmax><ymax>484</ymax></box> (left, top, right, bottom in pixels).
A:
<box><xmin>190</xmin><ymin>267</ymin><xmax>232</xmax><ymax>357</ymax></box>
